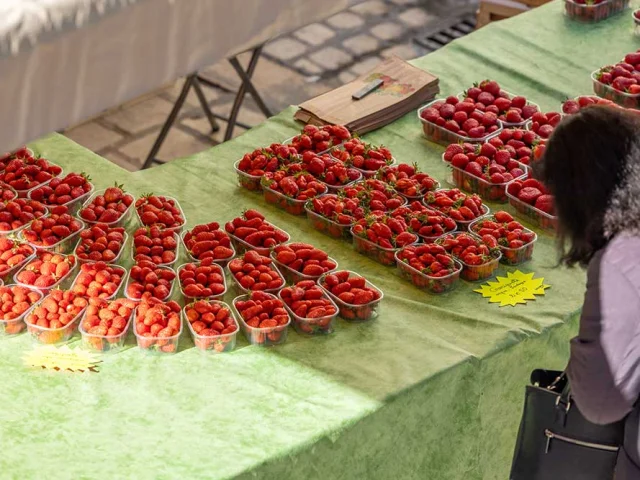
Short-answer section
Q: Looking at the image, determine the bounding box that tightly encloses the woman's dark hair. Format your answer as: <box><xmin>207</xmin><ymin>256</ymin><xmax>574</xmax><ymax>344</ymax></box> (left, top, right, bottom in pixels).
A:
<box><xmin>536</xmin><ymin>105</ymin><xmax>640</xmax><ymax>267</ymax></box>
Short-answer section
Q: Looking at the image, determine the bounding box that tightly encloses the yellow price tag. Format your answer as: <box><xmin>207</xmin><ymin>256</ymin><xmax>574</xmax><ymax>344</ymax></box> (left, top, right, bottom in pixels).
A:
<box><xmin>23</xmin><ymin>345</ymin><xmax>102</xmax><ymax>373</ymax></box>
<box><xmin>474</xmin><ymin>270</ymin><xmax>550</xmax><ymax>307</ymax></box>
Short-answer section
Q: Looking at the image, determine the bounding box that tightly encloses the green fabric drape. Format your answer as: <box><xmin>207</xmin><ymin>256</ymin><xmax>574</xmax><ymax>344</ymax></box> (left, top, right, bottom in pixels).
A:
<box><xmin>1</xmin><ymin>1</ymin><xmax>635</xmax><ymax>477</ymax></box>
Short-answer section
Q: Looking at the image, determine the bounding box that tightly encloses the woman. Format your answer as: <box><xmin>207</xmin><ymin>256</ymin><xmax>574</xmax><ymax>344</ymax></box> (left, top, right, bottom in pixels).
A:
<box><xmin>538</xmin><ymin>105</ymin><xmax>640</xmax><ymax>479</ymax></box>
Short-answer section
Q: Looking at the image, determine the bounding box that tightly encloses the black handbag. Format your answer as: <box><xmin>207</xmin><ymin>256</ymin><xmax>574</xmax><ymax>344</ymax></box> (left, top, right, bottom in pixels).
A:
<box><xmin>510</xmin><ymin>369</ymin><xmax>626</xmax><ymax>480</ymax></box>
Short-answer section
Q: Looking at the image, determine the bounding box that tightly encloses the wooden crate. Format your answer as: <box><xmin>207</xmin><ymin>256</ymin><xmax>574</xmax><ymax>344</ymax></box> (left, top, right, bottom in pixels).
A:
<box><xmin>476</xmin><ymin>0</ymin><xmax>532</xmax><ymax>28</ymax></box>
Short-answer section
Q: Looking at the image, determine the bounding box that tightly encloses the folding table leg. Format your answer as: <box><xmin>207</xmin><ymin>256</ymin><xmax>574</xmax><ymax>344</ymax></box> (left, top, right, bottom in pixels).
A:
<box><xmin>193</xmin><ymin>77</ymin><xmax>220</xmax><ymax>133</ymax></box>
<box><xmin>141</xmin><ymin>74</ymin><xmax>196</xmax><ymax>170</ymax></box>
<box><xmin>224</xmin><ymin>46</ymin><xmax>273</xmax><ymax>141</ymax></box>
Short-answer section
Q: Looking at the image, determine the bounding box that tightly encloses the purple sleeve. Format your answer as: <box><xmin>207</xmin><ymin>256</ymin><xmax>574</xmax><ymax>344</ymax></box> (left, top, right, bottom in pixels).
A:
<box><xmin>567</xmin><ymin>246</ymin><xmax>640</xmax><ymax>425</ymax></box>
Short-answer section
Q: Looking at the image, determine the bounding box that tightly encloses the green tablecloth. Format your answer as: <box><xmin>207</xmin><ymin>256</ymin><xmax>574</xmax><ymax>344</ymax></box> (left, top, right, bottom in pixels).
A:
<box><xmin>2</xmin><ymin>1</ymin><xmax>636</xmax><ymax>478</ymax></box>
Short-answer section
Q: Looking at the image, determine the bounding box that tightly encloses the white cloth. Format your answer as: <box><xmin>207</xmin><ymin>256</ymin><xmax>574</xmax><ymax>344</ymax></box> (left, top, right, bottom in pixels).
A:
<box><xmin>0</xmin><ymin>0</ymin><xmax>358</xmax><ymax>151</ymax></box>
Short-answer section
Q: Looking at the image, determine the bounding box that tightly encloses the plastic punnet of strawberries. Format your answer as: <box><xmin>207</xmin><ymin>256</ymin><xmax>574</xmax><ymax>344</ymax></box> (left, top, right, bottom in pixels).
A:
<box><xmin>352</xmin><ymin>213</ymin><xmax>419</xmax><ymax>250</ymax></box>
<box><xmin>182</xmin><ymin>222</ymin><xmax>234</xmax><ymax>263</ymax></box>
<box><xmin>594</xmin><ymin>53</ymin><xmax>640</xmax><ymax>94</ymax></box>
<box><xmin>330</xmin><ymin>138</ymin><xmax>394</xmax><ymax>173</ymax></box>
<box><xmin>132</xmin><ymin>226</ymin><xmax>177</xmax><ymax>265</ymax></box>
<box><xmin>0</xmin><ymin>197</ymin><xmax>47</xmax><ymax>232</ymax></box>
<box><xmin>228</xmin><ymin>250</ymin><xmax>284</xmax><ymax>293</ymax></box>
<box><xmin>234</xmin><ymin>291</ymin><xmax>290</xmax><ymax>329</ymax></box>
<box><xmin>26</xmin><ymin>289</ymin><xmax>88</xmax><ymax>335</ymax></box>
<box><xmin>236</xmin><ymin>143</ymin><xmax>299</xmax><ymax>176</ymax></box>
<box><xmin>261</xmin><ymin>163</ymin><xmax>328</xmax><ymax>201</ymax></box>
<box><xmin>28</xmin><ymin>172</ymin><xmax>92</xmax><ymax>206</ymax></box>
<box><xmin>377</xmin><ymin>163</ymin><xmax>439</xmax><ymax>198</ymax></box>
<box><xmin>352</xmin><ymin>178</ymin><xmax>406</xmax><ymax>212</ymax></box>
<box><xmin>178</xmin><ymin>261</ymin><xmax>226</xmax><ymax>300</ymax></box>
<box><xmin>71</xmin><ymin>262</ymin><xmax>125</xmax><ymax>299</ymax></box>
<box><xmin>461</xmin><ymin>80</ymin><xmax>539</xmax><ymax>124</ymax></box>
<box><xmin>126</xmin><ymin>261</ymin><xmax>176</xmax><ymax>301</ymax></box>
<box><xmin>15</xmin><ymin>251</ymin><xmax>76</xmax><ymax>289</ymax></box>
<box><xmin>184</xmin><ymin>300</ymin><xmax>238</xmax><ymax>352</ymax></box>
<box><xmin>0</xmin><ymin>156</ymin><xmax>63</xmax><ymax>192</ymax></box>
<box><xmin>135</xmin><ymin>194</ymin><xmax>184</xmax><ymax>230</ymax></box>
<box><xmin>319</xmin><ymin>270</ymin><xmax>382</xmax><ymax>322</ymax></box>
<box><xmin>0</xmin><ymin>285</ymin><xmax>42</xmax><ymax>322</ymax></box>
<box><xmin>134</xmin><ymin>296</ymin><xmax>182</xmax><ymax>353</ymax></box>
<box><xmin>424</xmin><ymin>189</ymin><xmax>487</xmax><ymax>224</ymax></box>
<box><xmin>0</xmin><ymin>238</ymin><xmax>34</xmax><ymax>278</ymax></box>
<box><xmin>470</xmin><ymin>211</ymin><xmax>536</xmax><ymax>265</ymax></box>
<box><xmin>79</xmin><ymin>184</ymin><xmax>134</xmax><ymax>224</ymax></box>
<box><xmin>529</xmin><ymin>111</ymin><xmax>563</xmax><ymax>140</ymax></box>
<box><xmin>75</xmin><ymin>224</ymin><xmax>126</xmax><ymax>263</ymax></box>
<box><xmin>420</xmin><ymin>96</ymin><xmax>502</xmax><ymax>139</ymax></box>
<box><xmin>307</xmin><ymin>193</ymin><xmax>365</xmax><ymax>227</ymax></box>
<box><xmin>506</xmin><ymin>176</ymin><xmax>555</xmax><ymax>215</ymax></box>
<box><xmin>390</xmin><ymin>201</ymin><xmax>457</xmax><ymax>240</ymax></box>
<box><xmin>20</xmin><ymin>206</ymin><xmax>84</xmax><ymax>247</ymax></box>
<box><xmin>436</xmin><ymin>233</ymin><xmax>500</xmax><ymax>282</ymax></box>
<box><xmin>224</xmin><ymin>210</ymin><xmax>289</xmax><ymax>252</ymax></box>
<box><xmin>289</xmin><ymin>124</ymin><xmax>351</xmax><ymax>155</ymax></box>
<box><xmin>81</xmin><ymin>298</ymin><xmax>136</xmax><ymax>350</ymax></box>
<box><xmin>562</xmin><ymin>96</ymin><xmax>616</xmax><ymax>115</ymax></box>
<box><xmin>279</xmin><ymin>280</ymin><xmax>337</xmax><ymax>334</ymax></box>
<box><xmin>443</xmin><ymin>142</ymin><xmax>526</xmax><ymax>185</ymax></box>
<box><xmin>272</xmin><ymin>243</ymin><xmax>337</xmax><ymax>279</ymax></box>
<box><xmin>300</xmin><ymin>152</ymin><xmax>361</xmax><ymax>188</ymax></box>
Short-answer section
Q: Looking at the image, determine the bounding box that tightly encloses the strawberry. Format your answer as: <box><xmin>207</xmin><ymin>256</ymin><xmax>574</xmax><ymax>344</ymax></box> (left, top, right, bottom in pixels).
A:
<box><xmin>376</xmin><ymin>163</ymin><xmax>439</xmax><ymax>198</ymax></box>
<box><xmin>351</xmin><ymin>212</ymin><xmax>419</xmax><ymax>262</ymax></box>
<box><xmin>471</xmin><ymin>212</ymin><xmax>537</xmax><ymax>264</ymax></box>
<box><xmin>280</xmin><ymin>281</ymin><xmax>337</xmax><ymax>332</ymax></box>
<box><xmin>182</xmin><ymin>222</ymin><xmax>234</xmax><ymax>263</ymax></box>
<box><xmin>178</xmin><ymin>262</ymin><xmax>226</xmax><ymax>300</ymax></box>
<box><xmin>79</xmin><ymin>184</ymin><xmax>134</xmax><ymax>224</ymax></box>
<box><xmin>135</xmin><ymin>194</ymin><xmax>184</xmax><ymax>230</ymax></box>
<box><xmin>391</xmin><ymin>201</ymin><xmax>456</xmax><ymax>241</ymax></box>
<box><xmin>436</xmin><ymin>232</ymin><xmax>498</xmax><ymax>281</ymax></box>
<box><xmin>233</xmin><ymin>290</ymin><xmax>290</xmax><ymax>338</ymax></box>
<box><xmin>319</xmin><ymin>270</ymin><xmax>381</xmax><ymax>321</ymax></box>
<box><xmin>0</xmin><ymin>155</ymin><xmax>62</xmax><ymax>192</ymax></box>
<box><xmin>228</xmin><ymin>251</ymin><xmax>284</xmax><ymax>293</ymax></box>
<box><xmin>396</xmin><ymin>243</ymin><xmax>461</xmax><ymax>292</ymax></box>
<box><xmin>0</xmin><ymin>198</ymin><xmax>47</xmax><ymax>232</ymax></box>
<box><xmin>225</xmin><ymin>212</ymin><xmax>290</xmax><ymax>253</ymax></box>
<box><xmin>262</xmin><ymin>163</ymin><xmax>328</xmax><ymax>206</ymax></box>
<box><xmin>81</xmin><ymin>297</ymin><xmax>135</xmax><ymax>350</ymax></box>
<box><xmin>19</xmin><ymin>207</ymin><xmax>83</xmax><ymax>247</ymax></box>
<box><xmin>421</xmin><ymin>97</ymin><xmax>501</xmax><ymax>140</ymax></box>
<box><xmin>424</xmin><ymin>189</ymin><xmax>487</xmax><ymax>224</ymax></box>
<box><xmin>71</xmin><ymin>262</ymin><xmax>125</xmax><ymax>299</ymax></box>
<box><xmin>29</xmin><ymin>172</ymin><xmax>92</xmax><ymax>205</ymax></box>
<box><xmin>330</xmin><ymin>138</ymin><xmax>393</xmax><ymax>175</ymax></box>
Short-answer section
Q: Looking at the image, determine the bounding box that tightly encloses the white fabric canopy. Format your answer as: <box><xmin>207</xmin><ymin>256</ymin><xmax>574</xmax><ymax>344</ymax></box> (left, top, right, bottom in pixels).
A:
<box><xmin>0</xmin><ymin>0</ymin><xmax>358</xmax><ymax>151</ymax></box>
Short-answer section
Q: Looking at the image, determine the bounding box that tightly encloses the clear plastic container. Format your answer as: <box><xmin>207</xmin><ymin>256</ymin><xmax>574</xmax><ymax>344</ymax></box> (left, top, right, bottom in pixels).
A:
<box><xmin>233</xmin><ymin>159</ymin><xmax>263</xmax><ymax>191</ymax></box>
<box><xmin>179</xmin><ymin>230</ymin><xmax>236</xmax><ymax>268</ymax></box>
<box><xmin>457</xmin><ymin>253</ymin><xmax>501</xmax><ymax>282</ymax></box>
<box><xmin>320</xmin><ymin>172</ymin><xmax>363</xmax><ymax>194</ymax></box>
<box><xmin>133</xmin><ymin>306</ymin><xmax>182</xmax><ymax>354</ymax></box>
<box><xmin>277</xmin><ymin>290</ymin><xmax>338</xmax><ymax>335</ymax></box>
<box><xmin>262</xmin><ymin>182</ymin><xmax>327</xmax><ymax>216</ymax></box>
<box><xmin>10</xmin><ymin>165</ymin><xmax>63</xmax><ymax>199</ymax></box>
<box><xmin>270</xmin><ymin>252</ymin><xmax>338</xmax><ymax>284</ymax></box>
<box><xmin>456</xmin><ymin>91</ymin><xmax>539</xmax><ymax>129</ymax></box>
<box><xmin>26</xmin><ymin>302</ymin><xmax>86</xmax><ymax>344</ymax></box>
<box><xmin>124</xmin><ymin>266</ymin><xmax>176</xmax><ymax>302</ymax></box>
<box><xmin>130</xmin><ymin>231</ymin><xmax>178</xmax><ymax>267</ymax></box>
<box><xmin>505</xmin><ymin>188</ymin><xmax>558</xmax><ymax>233</ymax></box>
<box><xmin>305</xmin><ymin>201</ymin><xmax>353</xmax><ymax>239</ymax></box>
<box><xmin>417</xmin><ymin>100</ymin><xmax>503</xmax><ymax>146</ymax></box>
<box><xmin>227</xmin><ymin>222</ymin><xmax>290</xmax><ymax>256</ymax></box>
<box><xmin>177</xmin><ymin>262</ymin><xmax>227</xmax><ymax>303</ymax></box>
<box><xmin>69</xmin><ymin>264</ymin><xmax>127</xmax><ymax>300</ymax></box>
<box><xmin>566</xmin><ymin>0</ymin><xmax>629</xmax><ymax>22</ymax></box>
<box><xmin>134</xmin><ymin>195</ymin><xmax>186</xmax><ymax>233</ymax></box>
<box><xmin>79</xmin><ymin>304</ymin><xmax>133</xmax><ymax>352</ymax></box>
<box><xmin>183</xmin><ymin>300</ymin><xmax>239</xmax><ymax>353</ymax></box>
<box><xmin>232</xmin><ymin>293</ymin><xmax>290</xmax><ymax>346</ymax></box>
<box><xmin>351</xmin><ymin>228</ymin><xmax>418</xmax><ymax>266</ymax></box>
<box><xmin>394</xmin><ymin>251</ymin><xmax>462</xmax><ymax>294</ymax></box>
<box><xmin>0</xmin><ymin>286</ymin><xmax>43</xmax><ymax>335</ymax></box>
<box><xmin>13</xmin><ymin>251</ymin><xmax>78</xmax><ymax>296</ymax></box>
<box><xmin>0</xmin><ymin>203</ymin><xmax>49</xmax><ymax>239</ymax></box>
<box><xmin>228</xmin><ymin>265</ymin><xmax>285</xmax><ymax>295</ymax></box>
<box><xmin>318</xmin><ymin>270</ymin><xmax>383</xmax><ymax>322</ymax></box>
<box><xmin>469</xmin><ymin>216</ymin><xmax>537</xmax><ymax>266</ymax></box>
<box><xmin>75</xmin><ymin>231</ymin><xmax>128</xmax><ymax>265</ymax></box>
<box><xmin>591</xmin><ymin>70</ymin><xmax>640</xmax><ymax>109</ymax></box>
<box><xmin>0</xmin><ymin>245</ymin><xmax>35</xmax><ymax>284</ymax></box>
<box><xmin>425</xmin><ymin>200</ymin><xmax>490</xmax><ymax>232</ymax></box>
<box><xmin>29</xmin><ymin>184</ymin><xmax>94</xmax><ymax>216</ymax></box>
<box><xmin>443</xmin><ymin>154</ymin><xmax>528</xmax><ymax>203</ymax></box>
<box><xmin>19</xmin><ymin>216</ymin><xmax>86</xmax><ymax>254</ymax></box>
<box><xmin>78</xmin><ymin>189</ymin><xmax>135</xmax><ymax>227</ymax></box>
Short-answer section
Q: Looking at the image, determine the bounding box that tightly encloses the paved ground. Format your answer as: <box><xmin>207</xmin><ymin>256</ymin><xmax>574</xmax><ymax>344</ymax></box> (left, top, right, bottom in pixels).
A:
<box><xmin>64</xmin><ymin>0</ymin><xmax>478</xmax><ymax>171</ymax></box>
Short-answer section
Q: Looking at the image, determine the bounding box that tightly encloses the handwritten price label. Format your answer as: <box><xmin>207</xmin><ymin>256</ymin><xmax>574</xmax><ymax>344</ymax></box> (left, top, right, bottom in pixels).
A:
<box><xmin>474</xmin><ymin>270</ymin><xmax>549</xmax><ymax>307</ymax></box>
<box><xmin>23</xmin><ymin>345</ymin><xmax>102</xmax><ymax>373</ymax></box>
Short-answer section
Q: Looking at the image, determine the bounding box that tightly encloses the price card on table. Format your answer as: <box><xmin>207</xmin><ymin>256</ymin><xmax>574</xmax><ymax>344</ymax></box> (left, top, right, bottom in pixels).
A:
<box><xmin>474</xmin><ymin>270</ymin><xmax>550</xmax><ymax>307</ymax></box>
<box><xmin>23</xmin><ymin>345</ymin><xmax>102</xmax><ymax>373</ymax></box>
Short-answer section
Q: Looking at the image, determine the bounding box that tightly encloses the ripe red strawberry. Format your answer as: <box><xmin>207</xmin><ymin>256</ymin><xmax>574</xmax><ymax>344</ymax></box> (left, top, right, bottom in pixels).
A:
<box><xmin>184</xmin><ymin>300</ymin><xmax>238</xmax><ymax>350</ymax></box>
<box><xmin>424</xmin><ymin>189</ymin><xmax>486</xmax><ymax>224</ymax></box>
<box><xmin>134</xmin><ymin>297</ymin><xmax>181</xmax><ymax>352</ymax></box>
<box><xmin>330</xmin><ymin>138</ymin><xmax>393</xmax><ymax>176</ymax></box>
<box><xmin>0</xmin><ymin>285</ymin><xmax>42</xmax><ymax>323</ymax></box>
<box><xmin>182</xmin><ymin>222</ymin><xmax>234</xmax><ymax>263</ymax></box>
<box><xmin>236</xmin><ymin>143</ymin><xmax>299</xmax><ymax>179</ymax></box>
<box><xmin>81</xmin><ymin>297</ymin><xmax>136</xmax><ymax>350</ymax></box>
<box><xmin>26</xmin><ymin>290</ymin><xmax>88</xmax><ymax>339</ymax></box>
<box><xmin>289</xmin><ymin>124</ymin><xmax>351</xmax><ymax>155</ymax></box>
<box><xmin>0</xmin><ymin>156</ymin><xmax>62</xmax><ymax>192</ymax></box>
<box><xmin>72</xmin><ymin>262</ymin><xmax>125</xmax><ymax>299</ymax></box>
<box><xmin>0</xmin><ymin>198</ymin><xmax>47</xmax><ymax>232</ymax></box>
<box><xmin>319</xmin><ymin>270</ymin><xmax>382</xmax><ymax>321</ymax></box>
<box><xmin>272</xmin><ymin>243</ymin><xmax>337</xmax><ymax>280</ymax></box>
<box><xmin>471</xmin><ymin>212</ymin><xmax>537</xmax><ymax>264</ymax></box>
<box><xmin>19</xmin><ymin>207</ymin><xmax>83</xmax><ymax>247</ymax></box>
<box><xmin>262</xmin><ymin>163</ymin><xmax>328</xmax><ymax>203</ymax></box>
<box><xmin>15</xmin><ymin>251</ymin><xmax>76</xmax><ymax>290</ymax></box>
<box><xmin>132</xmin><ymin>226</ymin><xmax>177</xmax><ymax>265</ymax></box>
<box><xmin>224</xmin><ymin>212</ymin><xmax>290</xmax><ymax>253</ymax></box>
<box><xmin>280</xmin><ymin>280</ymin><xmax>338</xmax><ymax>328</ymax></box>
<box><xmin>233</xmin><ymin>291</ymin><xmax>290</xmax><ymax>333</ymax></box>
<box><xmin>29</xmin><ymin>172</ymin><xmax>92</xmax><ymax>206</ymax></box>
<box><xmin>391</xmin><ymin>201</ymin><xmax>456</xmax><ymax>241</ymax></box>
<box><xmin>75</xmin><ymin>224</ymin><xmax>125</xmax><ymax>263</ymax></box>
<box><xmin>397</xmin><ymin>243</ymin><xmax>461</xmax><ymax>292</ymax></box>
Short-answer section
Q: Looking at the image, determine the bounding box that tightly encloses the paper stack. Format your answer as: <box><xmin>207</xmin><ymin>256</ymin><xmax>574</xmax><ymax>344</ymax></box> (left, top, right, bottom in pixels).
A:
<box><xmin>295</xmin><ymin>56</ymin><xmax>439</xmax><ymax>134</ymax></box>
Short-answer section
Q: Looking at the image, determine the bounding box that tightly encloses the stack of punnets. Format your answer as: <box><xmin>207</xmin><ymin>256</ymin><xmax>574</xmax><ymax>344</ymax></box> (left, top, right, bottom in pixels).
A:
<box><xmin>0</xmin><ymin>1</ymin><xmax>637</xmax><ymax>478</ymax></box>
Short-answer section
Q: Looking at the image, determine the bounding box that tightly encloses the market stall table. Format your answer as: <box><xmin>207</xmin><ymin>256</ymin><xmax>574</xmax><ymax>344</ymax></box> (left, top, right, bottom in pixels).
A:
<box><xmin>1</xmin><ymin>1</ymin><xmax>636</xmax><ymax>478</ymax></box>
<box><xmin>0</xmin><ymin>0</ymin><xmax>359</xmax><ymax>152</ymax></box>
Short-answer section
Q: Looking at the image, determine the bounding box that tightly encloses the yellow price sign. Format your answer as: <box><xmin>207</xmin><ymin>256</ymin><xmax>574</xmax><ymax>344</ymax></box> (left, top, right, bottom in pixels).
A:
<box><xmin>23</xmin><ymin>345</ymin><xmax>102</xmax><ymax>373</ymax></box>
<box><xmin>474</xmin><ymin>270</ymin><xmax>550</xmax><ymax>307</ymax></box>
